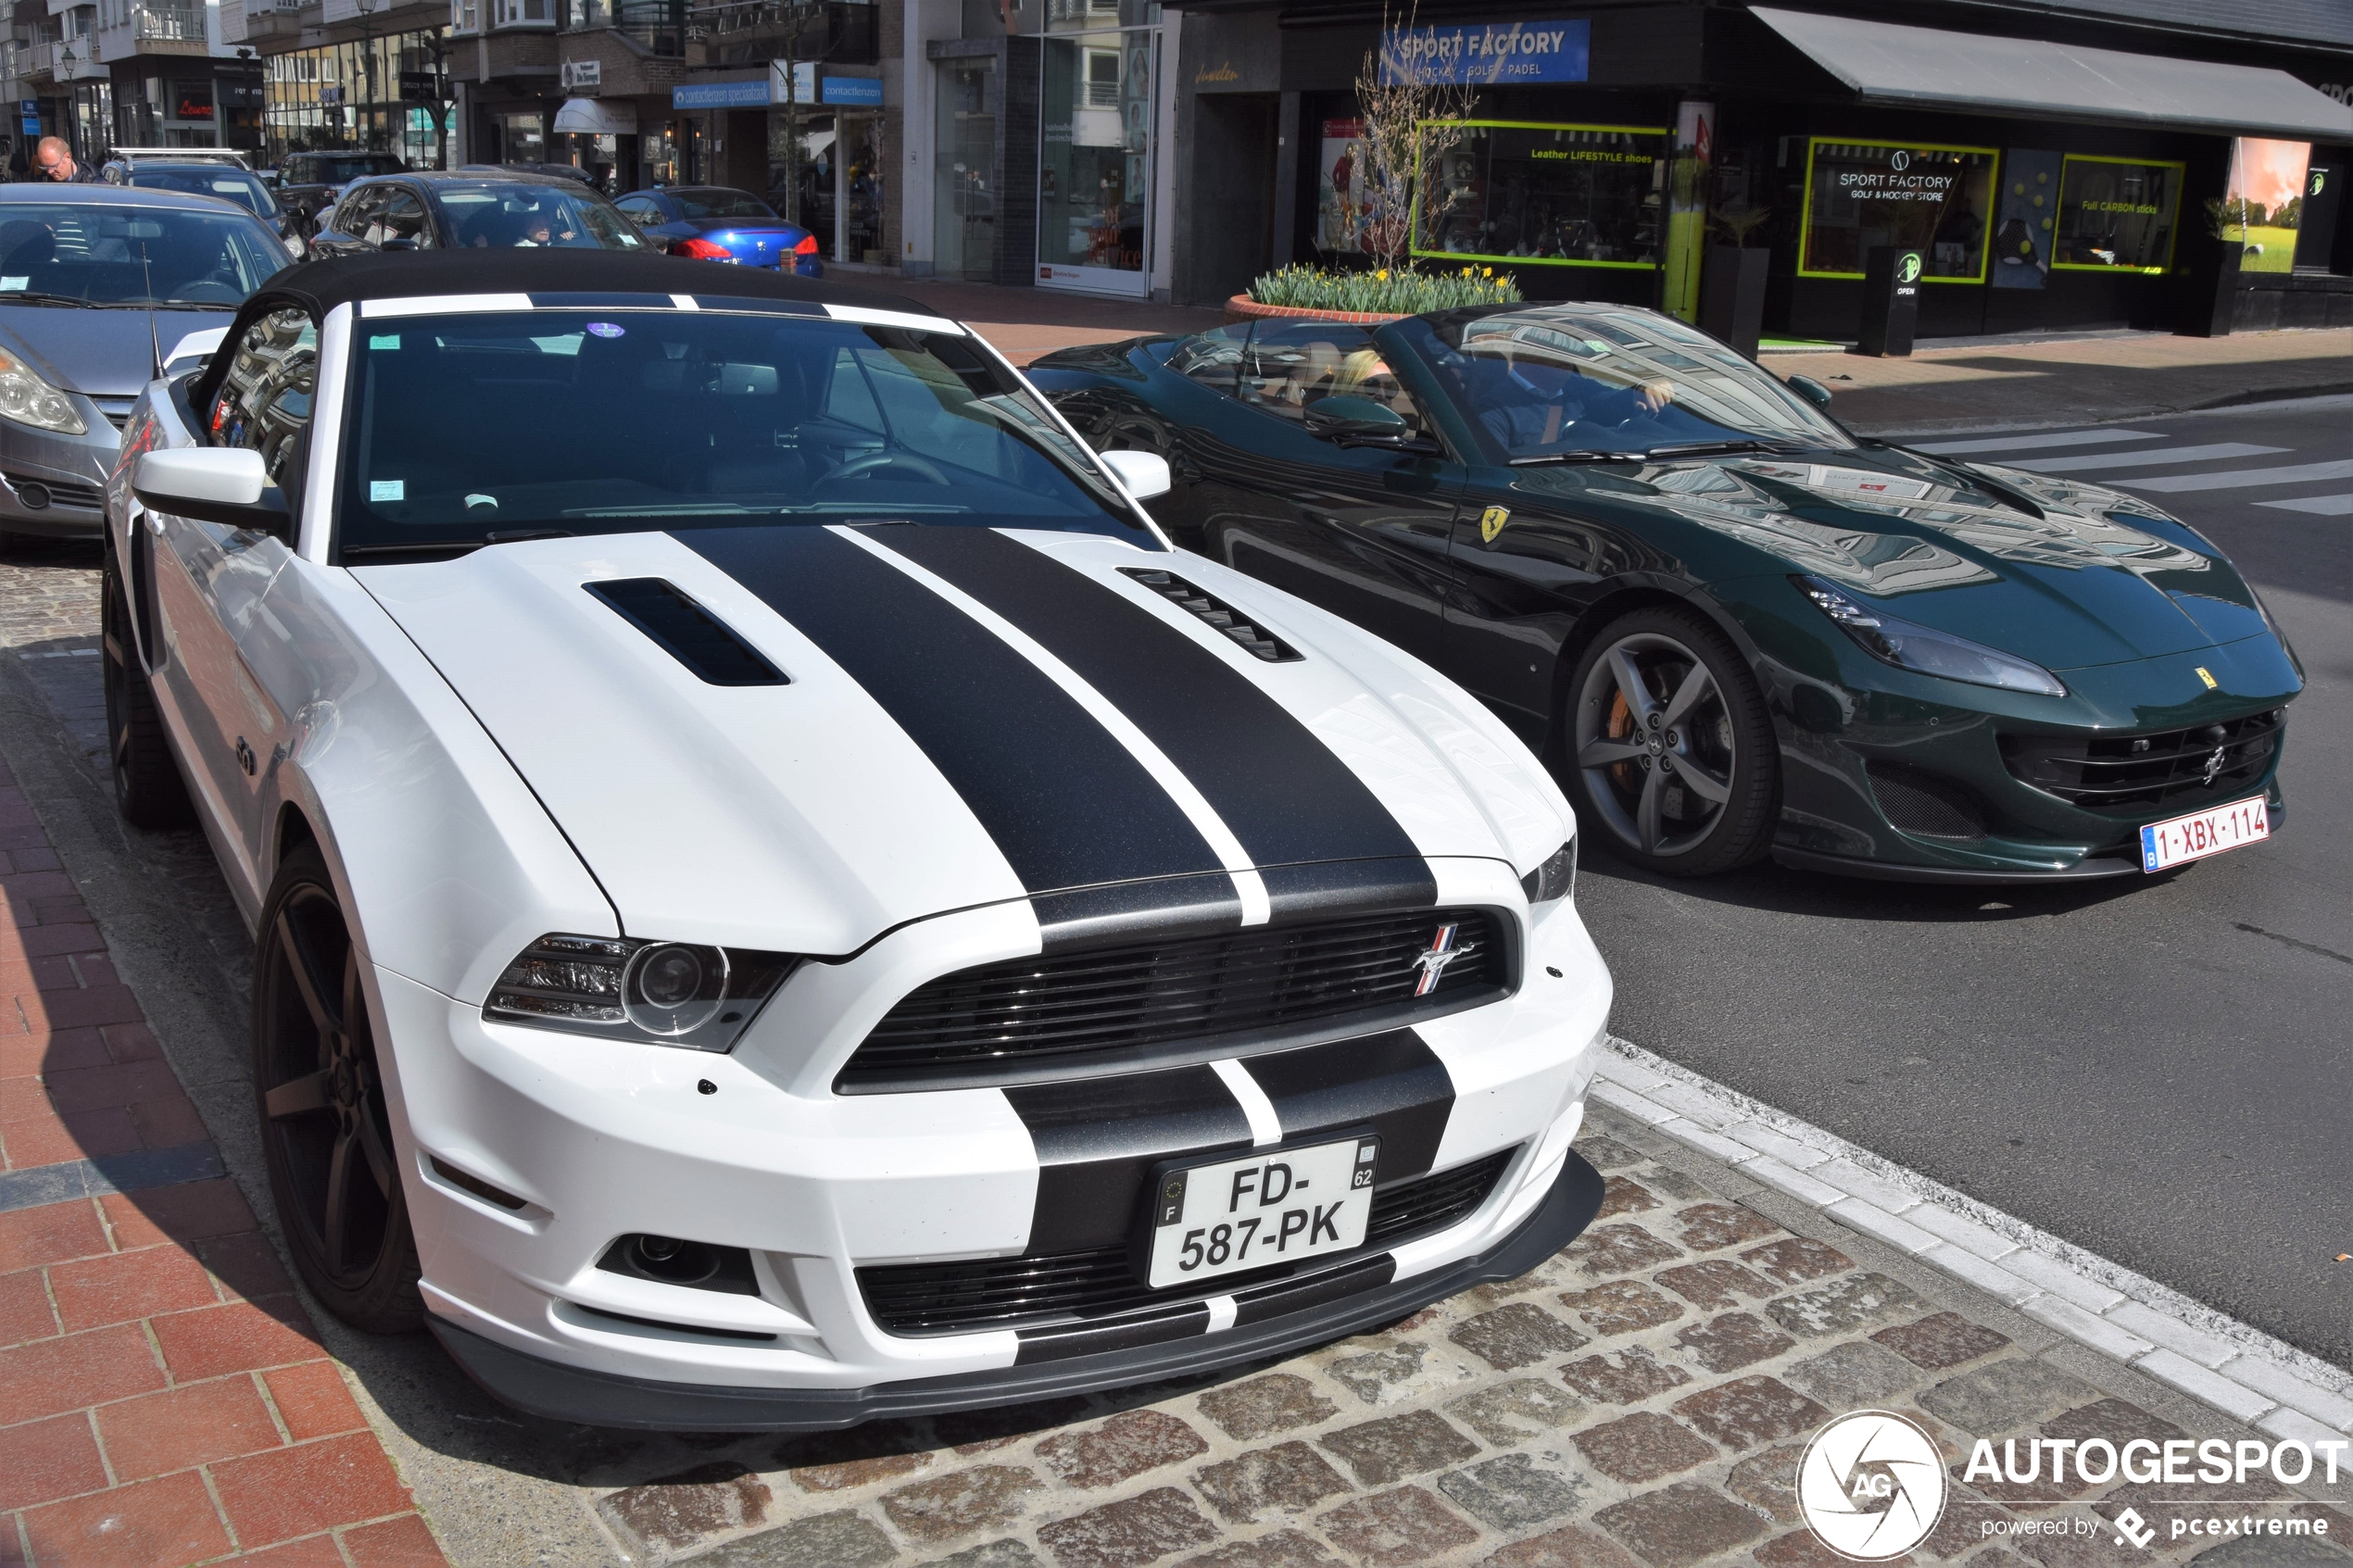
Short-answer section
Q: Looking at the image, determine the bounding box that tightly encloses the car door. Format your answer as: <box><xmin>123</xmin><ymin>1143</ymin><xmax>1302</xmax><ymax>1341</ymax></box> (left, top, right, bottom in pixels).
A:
<box><xmin>1194</xmin><ymin>320</ymin><xmax>1464</xmax><ymax>664</ymax></box>
<box><xmin>312</xmin><ymin>183</ymin><xmax>384</xmax><ymax>255</ymax></box>
<box><xmin>149</xmin><ymin>305</ymin><xmax>315</xmax><ymax>892</ymax></box>
<box><xmin>374</xmin><ymin>186</ymin><xmax>435</xmax><ymax>250</ymax></box>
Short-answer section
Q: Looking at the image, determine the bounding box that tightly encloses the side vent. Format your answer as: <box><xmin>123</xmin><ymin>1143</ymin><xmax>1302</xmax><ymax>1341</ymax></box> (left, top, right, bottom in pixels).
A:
<box><xmin>1119</xmin><ymin>568</ymin><xmax>1302</xmax><ymax>662</ymax></box>
<box><xmin>586</xmin><ymin>578</ymin><xmax>786</xmax><ymax>686</ymax></box>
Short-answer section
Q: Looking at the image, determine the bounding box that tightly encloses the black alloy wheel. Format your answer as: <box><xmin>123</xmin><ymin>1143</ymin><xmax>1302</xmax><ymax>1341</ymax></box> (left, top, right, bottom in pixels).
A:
<box><xmin>100</xmin><ymin>556</ymin><xmax>194</xmax><ymax>829</ymax></box>
<box><xmin>253</xmin><ymin>845</ymin><xmax>422</xmax><ymax>1332</ymax></box>
<box><xmin>1566</xmin><ymin>606</ymin><xmax>1779</xmax><ymax>877</ymax></box>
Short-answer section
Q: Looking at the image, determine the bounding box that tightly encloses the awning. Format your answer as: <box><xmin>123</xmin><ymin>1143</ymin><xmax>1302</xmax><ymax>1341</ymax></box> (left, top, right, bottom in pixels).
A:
<box><xmin>1752</xmin><ymin>7</ymin><xmax>2353</xmax><ymax>143</ymax></box>
<box><xmin>552</xmin><ymin>97</ymin><xmax>638</xmax><ymax>136</ymax></box>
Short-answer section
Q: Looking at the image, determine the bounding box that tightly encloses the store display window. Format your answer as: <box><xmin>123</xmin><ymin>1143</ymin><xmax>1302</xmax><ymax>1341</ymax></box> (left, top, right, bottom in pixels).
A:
<box><xmin>1412</xmin><ymin>121</ymin><xmax>1668</xmax><ymax>268</ymax></box>
<box><xmin>1798</xmin><ymin>139</ymin><xmax>1997</xmax><ymax>282</ymax></box>
<box><xmin>2051</xmin><ymin>156</ymin><xmax>2184</xmax><ymax>273</ymax></box>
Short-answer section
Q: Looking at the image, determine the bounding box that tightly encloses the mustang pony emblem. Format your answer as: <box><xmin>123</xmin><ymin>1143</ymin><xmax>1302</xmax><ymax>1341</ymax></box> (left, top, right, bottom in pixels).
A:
<box><xmin>1480</xmin><ymin>506</ymin><xmax>1512</xmax><ymax>544</ymax></box>
<box><xmin>1412</xmin><ymin>922</ymin><xmax>1464</xmax><ymax>997</ymax></box>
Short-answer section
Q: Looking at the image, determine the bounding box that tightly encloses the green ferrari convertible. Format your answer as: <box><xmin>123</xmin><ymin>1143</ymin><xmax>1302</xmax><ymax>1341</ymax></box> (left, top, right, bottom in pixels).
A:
<box><xmin>1027</xmin><ymin>303</ymin><xmax>2301</xmax><ymax>883</ymax></box>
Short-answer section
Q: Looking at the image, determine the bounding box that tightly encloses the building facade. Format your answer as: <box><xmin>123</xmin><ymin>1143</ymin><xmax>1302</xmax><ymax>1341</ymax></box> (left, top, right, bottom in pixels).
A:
<box><xmin>6</xmin><ymin>0</ymin><xmax>268</xmax><ymax>164</ymax></box>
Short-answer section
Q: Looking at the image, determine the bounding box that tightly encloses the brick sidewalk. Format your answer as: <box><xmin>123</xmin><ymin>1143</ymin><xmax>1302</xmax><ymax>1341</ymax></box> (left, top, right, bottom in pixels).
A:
<box><xmin>2</xmin><ymin>715</ymin><xmax>447</xmax><ymax>1562</ymax></box>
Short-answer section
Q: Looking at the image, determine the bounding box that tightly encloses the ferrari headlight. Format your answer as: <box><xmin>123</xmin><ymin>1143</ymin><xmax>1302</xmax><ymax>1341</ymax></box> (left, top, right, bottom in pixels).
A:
<box><xmin>1521</xmin><ymin>839</ymin><xmax>1577</xmax><ymax>905</ymax></box>
<box><xmin>0</xmin><ymin>347</ymin><xmax>87</xmax><ymax>436</ymax></box>
<box><xmin>1794</xmin><ymin>576</ymin><xmax>2066</xmax><ymax>698</ymax></box>
<box><xmin>484</xmin><ymin>934</ymin><xmax>797</xmax><ymax>1052</ymax></box>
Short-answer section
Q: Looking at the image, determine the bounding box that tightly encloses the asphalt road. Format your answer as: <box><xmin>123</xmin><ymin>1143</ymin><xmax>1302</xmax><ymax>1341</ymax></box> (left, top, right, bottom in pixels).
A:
<box><xmin>1581</xmin><ymin>396</ymin><xmax>2353</xmax><ymax>1369</ymax></box>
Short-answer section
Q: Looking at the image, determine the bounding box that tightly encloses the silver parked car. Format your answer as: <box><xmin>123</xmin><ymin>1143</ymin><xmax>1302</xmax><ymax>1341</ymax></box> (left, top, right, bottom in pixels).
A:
<box><xmin>0</xmin><ymin>183</ymin><xmax>290</xmax><ymax>539</ymax></box>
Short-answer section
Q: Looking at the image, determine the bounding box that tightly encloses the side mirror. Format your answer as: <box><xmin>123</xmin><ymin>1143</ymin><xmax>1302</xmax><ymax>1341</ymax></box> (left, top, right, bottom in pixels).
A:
<box><xmin>134</xmin><ymin>448</ymin><xmax>290</xmax><ymax>537</ymax></box>
<box><xmin>1302</xmin><ymin>394</ymin><xmax>1410</xmax><ymax>443</ymax></box>
<box><xmin>1099</xmin><ymin>447</ymin><xmax>1172</xmax><ymax>501</ymax></box>
<box><xmin>1786</xmin><ymin>374</ymin><xmax>1834</xmax><ymax>409</ymax></box>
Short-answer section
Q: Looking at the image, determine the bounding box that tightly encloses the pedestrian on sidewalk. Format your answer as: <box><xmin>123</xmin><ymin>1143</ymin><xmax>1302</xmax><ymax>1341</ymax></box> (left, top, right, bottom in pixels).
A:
<box><xmin>31</xmin><ymin>135</ymin><xmax>101</xmax><ymax>183</ymax></box>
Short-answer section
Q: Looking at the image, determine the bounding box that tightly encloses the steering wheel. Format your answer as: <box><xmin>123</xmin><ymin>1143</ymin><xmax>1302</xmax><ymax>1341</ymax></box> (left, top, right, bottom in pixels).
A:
<box><xmin>821</xmin><ymin>452</ymin><xmax>950</xmax><ymax>485</ymax></box>
<box><xmin>170</xmin><ymin>278</ymin><xmax>244</xmax><ymax>305</ymax></box>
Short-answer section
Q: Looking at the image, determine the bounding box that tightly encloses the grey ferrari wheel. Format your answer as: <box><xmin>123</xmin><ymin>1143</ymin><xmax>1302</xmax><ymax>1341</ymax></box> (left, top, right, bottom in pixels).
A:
<box><xmin>254</xmin><ymin>846</ymin><xmax>422</xmax><ymax>1332</ymax></box>
<box><xmin>1567</xmin><ymin>608</ymin><xmax>1777</xmax><ymax>876</ymax></box>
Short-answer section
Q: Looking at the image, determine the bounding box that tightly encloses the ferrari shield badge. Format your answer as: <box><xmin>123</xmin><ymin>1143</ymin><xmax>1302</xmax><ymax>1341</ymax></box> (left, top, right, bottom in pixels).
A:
<box><xmin>1479</xmin><ymin>505</ymin><xmax>1512</xmax><ymax>544</ymax></box>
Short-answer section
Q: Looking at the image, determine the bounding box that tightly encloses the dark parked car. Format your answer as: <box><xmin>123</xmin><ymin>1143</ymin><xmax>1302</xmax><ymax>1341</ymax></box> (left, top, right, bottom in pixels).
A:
<box><xmin>309</xmin><ymin>171</ymin><xmax>650</xmax><ymax>257</ymax></box>
<box><xmin>613</xmin><ymin>185</ymin><xmax>823</xmax><ymax>276</ymax></box>
<box><xmin>273</xmin><ymin>150</ymin><xmax>409</xmax><ymax>237</ymax></box>
<box><xmin>115</xmin><ymin>161</ymin><xmax>299</xmax><ymax>245</ymax></box>
<box><xmin>1028</xmin><ymin>302</ymin><xmax>2303</xmax><ymax>884</ymax></box>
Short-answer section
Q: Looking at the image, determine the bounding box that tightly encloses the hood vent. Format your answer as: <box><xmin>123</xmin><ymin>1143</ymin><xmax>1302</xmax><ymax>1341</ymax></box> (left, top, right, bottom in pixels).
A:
<box><xmin>585</xmin><ymin>578</ymin><xmax>787</xmax><ymax>686</ymax></box>
<box><xmin>1119</xmin><ymin>568</ymin><xmax>1302</xmax><ymax>662</ymax></box>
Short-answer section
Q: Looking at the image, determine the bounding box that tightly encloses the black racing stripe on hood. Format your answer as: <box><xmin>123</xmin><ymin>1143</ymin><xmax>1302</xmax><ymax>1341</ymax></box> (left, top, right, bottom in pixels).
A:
<box><xmin>1241</xmin><ymin>1031</ymin><xmax>1453</xmax><ymax>1183</ymax></box>
<box><xmin>1005</xmin><ymin>1064</ymin><xmax>1251</xmax><ymax>1256</ymax></box>
<box><xmin>1031</xmin><ymin>872</ymin><xmax>1244</xmax><ymax>953</ymax></box>
<box><xmin>865</xmin><ymin>528</ymin><xmax>1430</xmax><ymax>874</ymax></box>
<box><xmin>679</xmin><ymin>526</ymin><xmax>1223</xmax><ymax>895</ymax></box>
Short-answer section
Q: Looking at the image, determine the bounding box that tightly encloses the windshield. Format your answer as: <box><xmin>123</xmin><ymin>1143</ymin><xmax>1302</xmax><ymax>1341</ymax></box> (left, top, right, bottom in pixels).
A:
<box><xmin>436</xmin><ymin>183</ymin><xmax>643</xmax><ymax>249</ymax></box>
<box><xmin>672</xmin><ymin>189</ymin><xmax>776</xmax><ymax>220</ymax></box>
<box><xmin>303</xmin><ymin>156</ymin><xmax>403</xmax><ymax>185</ymax></box>
<box><xmin>1400</xmin><ymin>306</ymin><xmax>1853</xmax><ymax>462</ymax></box>
<box><xmin>130</xmin><ymin>168</ymin><xmax>281</xmax><ymax>220</ymax></box>
<box><xmin>0</xmin><ymin>204</ymin><xmax>289</xmax><ymax>308</ymax></box>
<box><xmin>337</xmin><ymin>310</ymin><xmax>1150</xmax><ymax>558</ymax></box>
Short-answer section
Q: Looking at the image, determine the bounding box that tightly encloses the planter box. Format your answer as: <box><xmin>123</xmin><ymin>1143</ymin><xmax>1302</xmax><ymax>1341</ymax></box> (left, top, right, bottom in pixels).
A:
<box><xmin>1227</xmin><ymin>295</ymin><xmax>1408</xmax><ymax>326</ymax></box>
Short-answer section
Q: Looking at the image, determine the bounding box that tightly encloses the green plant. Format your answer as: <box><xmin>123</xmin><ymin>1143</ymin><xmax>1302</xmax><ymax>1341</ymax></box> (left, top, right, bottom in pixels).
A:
<box><xmin>1710</xmin><ymin>205</ymin><xmax>1773</xmax><ymax>247</ymax></box>
<box><xmin>1246</xmin><ymin>264</ymin><xmax>1525</xmax><ymax>314</ymax></box>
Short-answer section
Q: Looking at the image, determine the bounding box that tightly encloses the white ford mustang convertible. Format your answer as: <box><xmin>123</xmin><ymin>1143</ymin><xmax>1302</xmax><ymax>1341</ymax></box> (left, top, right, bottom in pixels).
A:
<box><xmin>105</xmin><ymin>250</ymin><xmax>1613</xmax><ymax>1429</ymax></box>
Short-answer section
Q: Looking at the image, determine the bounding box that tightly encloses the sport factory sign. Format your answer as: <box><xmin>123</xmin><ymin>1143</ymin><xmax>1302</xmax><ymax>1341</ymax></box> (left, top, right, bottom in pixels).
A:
<box><xmin>1378</xmin><ymin>19</ymin><xmax>1590</xmax><ymax>84</ymax></box>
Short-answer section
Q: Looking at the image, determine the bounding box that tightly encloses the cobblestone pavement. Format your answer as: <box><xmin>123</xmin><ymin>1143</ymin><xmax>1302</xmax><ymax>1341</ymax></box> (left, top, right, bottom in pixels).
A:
<box><xmin>2</xmin><ymin>536</ymin><xmax>2347</xmax><ymax>1568</ymax></box>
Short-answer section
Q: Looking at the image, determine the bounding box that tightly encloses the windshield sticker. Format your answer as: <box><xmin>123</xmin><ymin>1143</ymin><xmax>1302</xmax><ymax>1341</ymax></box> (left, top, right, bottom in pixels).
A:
<box><xmin>0</xmin><ymin>277</ymin><xmax>23</xmax><ymax>292</ymax></box>
<box><xmin>370</xmin><ymin>480</ymin><xmax>405</xmax><ymax>502</ymax></box>
<box><xmin>586</xmin><ymin>321</ymin><xmax>626</xmax><ymax>339</ymax></box>
<box><xmin>368</xmin><ymin>334</ymin><xmax>400</xmax><ymax>350</ymax></box>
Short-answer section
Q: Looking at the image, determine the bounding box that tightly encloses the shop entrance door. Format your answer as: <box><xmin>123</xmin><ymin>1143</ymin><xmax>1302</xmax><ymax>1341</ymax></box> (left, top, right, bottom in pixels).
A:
<box><xmin>1037</xmin><ymin>28</ymin><xmax>1153</xmax><ymax>295</ymax></box>
<box><xmin>934</xmin><ymin>58</ymin><xmax>996</xmax><ymax>282</ymax></box>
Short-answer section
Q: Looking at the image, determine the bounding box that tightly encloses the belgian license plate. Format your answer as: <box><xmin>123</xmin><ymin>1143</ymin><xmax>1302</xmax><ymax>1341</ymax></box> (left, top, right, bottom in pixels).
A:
<box><xmin>2140</xmin><ymin>796</ymin><xmax>2270</xmax><ymax>872</ymax></box>
<box><xmin>1145</xmin><ymin>1135</ymin><xmax>1378</xmax><ymax>1290</ymax></box>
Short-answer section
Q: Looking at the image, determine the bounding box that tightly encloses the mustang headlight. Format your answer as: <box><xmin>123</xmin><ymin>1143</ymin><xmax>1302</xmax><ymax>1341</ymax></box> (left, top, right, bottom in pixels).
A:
<box><xmin>1794</xmin><ymin>576</ymin><xmax>2066</xmax><ymax>697</ymax></box>
<box><xmin>484</xmin><ymin>934</ymin><xmax>797</xmax><ymax>1051</ymax></box>
<box><xmin>0</xmin><ymin>347</ymin><xmax>87</xmax><ymax>436</ymax></box>
<box><xmin>1521</xmin><ymin>839</ymin><xmax>1577</xmax><ymax>905</ymax></box>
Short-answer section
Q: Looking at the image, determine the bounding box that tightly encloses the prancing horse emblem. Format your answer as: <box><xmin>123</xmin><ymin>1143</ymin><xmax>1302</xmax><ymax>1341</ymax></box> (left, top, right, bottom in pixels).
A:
<box><xmin>1480</xmin><ymin>505</ymin><xmax>1511</xmax><ymax>544</ymax></box>
<box><xmin>1412</xmin><ymin>922</ymin><xmax>1463</xmax><ymax>997</ymax></box>
<box><xmin>2202</xmin><ymin>746</ymin><xmax>2227</xmax><ymax>786</ymax></box>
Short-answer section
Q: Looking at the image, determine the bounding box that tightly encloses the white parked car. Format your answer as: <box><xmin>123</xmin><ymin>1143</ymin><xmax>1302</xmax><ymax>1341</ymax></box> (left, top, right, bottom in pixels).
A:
<box><xmin>106</xmin><ymin>248</ymin><xmax>1613</xmax><ymax>1429</ymax></box>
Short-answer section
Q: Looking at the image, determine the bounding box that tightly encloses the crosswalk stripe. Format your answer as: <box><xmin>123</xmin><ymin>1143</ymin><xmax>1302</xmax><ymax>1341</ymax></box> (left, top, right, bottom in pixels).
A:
<box><xmin>2253</xmin><ymin>494</ymin><xmax>2353</xmax><ymax>516</ymax></box>
<box><xmin>2120</xmin><ymin>458</ymin><xmax>2353</xmax><ymax>494</ymax></box>
<box><xmin>2020</xmin><ymin>442</ymin><xmax>2286</xmax><ymax>475</ymax></box>
<box><xmin>1912</xmin><ymin>429</ymin><xmax>2164</xmax><ymax>456</ymax></box>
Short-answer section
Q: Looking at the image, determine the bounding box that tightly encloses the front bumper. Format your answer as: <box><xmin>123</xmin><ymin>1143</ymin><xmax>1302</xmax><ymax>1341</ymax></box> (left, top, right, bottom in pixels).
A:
<box><xmin>430</xmin><ymin>1148</ymin><xmax>1605</xmax><ymax>1431</ymax></box>
<box><xmin>373</xmin><ymin>874</ymin><xmax>1612</xmax><ymax>1425</ymax></box>
<box><xmin>0</xmin><ymin>418</ymin><xmax>118</xmax><ymax>538</ymax></box>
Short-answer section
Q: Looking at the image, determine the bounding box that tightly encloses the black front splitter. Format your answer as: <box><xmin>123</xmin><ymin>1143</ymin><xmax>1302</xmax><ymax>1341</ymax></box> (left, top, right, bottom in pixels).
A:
<box><xmin>429</xmin><ymin>1150</ymin><xmax>1605</xmax><ymax>1433</ymax></box>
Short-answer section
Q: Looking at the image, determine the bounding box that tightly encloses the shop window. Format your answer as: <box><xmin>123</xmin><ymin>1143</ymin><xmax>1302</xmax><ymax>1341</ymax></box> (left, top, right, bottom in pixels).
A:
<box><xmin>2051</xmin><ymin>156</ymin><xmax>2183</xmax><ymax>274</ymax></box>
<box><xmin>1798</xmin><ymin>139</ymin><xmax>1997</xmax><ymax>282</ymax></box>
<box><xmin>1411</xmin><ymin>122</ymin><xmax>1669</xmax><ymax>270</ymax></box>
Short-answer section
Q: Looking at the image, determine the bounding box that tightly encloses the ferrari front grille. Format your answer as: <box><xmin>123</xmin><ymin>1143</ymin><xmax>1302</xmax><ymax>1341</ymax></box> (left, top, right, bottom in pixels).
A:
<box><xmin>857</xmin><ymin>1148</ymin><xmax>1516</xmax><ymax>1336</ymax></box>
<box><xmin>837</xmin><ymin>907</ymin><xmax>1511</xmax><ymax>1092</ymax></box>
<box><xmin>2000</xmin><ymin>709</ymin><xmax>2284</xmax><ymax>816</ymax></box>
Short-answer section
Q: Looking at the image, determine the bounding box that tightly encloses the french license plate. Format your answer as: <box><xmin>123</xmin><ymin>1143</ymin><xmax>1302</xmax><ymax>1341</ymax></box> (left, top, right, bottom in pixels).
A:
<box><xmin>2140</xmin><ymin>796</ymin><xmax>2269</xmax><ymax>872</ymax></box>
<box><xmin>1145</xmin><ymin>1135</ymin><xmax>1378</xmax><ymax>1290</ymax></box>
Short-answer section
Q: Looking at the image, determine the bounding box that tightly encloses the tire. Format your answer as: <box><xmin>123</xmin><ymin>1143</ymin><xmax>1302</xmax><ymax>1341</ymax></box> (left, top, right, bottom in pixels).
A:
<box><xmin>1563</xmin><ymin>606</ymin><xmax>1779</xmax><ymax>877</ymax></box>
<box><xmin>100</xmin><ymin>556</ymin><xmax>195</xmax><ymax>829</ymax></box>
<box><xmin>252</xmin><ymin>845</ymin><xmax>424</xmax><ymax>1333</ymax></box>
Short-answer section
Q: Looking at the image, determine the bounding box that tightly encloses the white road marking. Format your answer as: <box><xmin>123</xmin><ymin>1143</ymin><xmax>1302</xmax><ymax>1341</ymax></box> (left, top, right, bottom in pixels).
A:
<box><xmin>2020</xmin><ymin>442</ymin><xmax>2286</xmax><ymax>474</ymax></box>
<box><xmin>830</xmin><ymin>526</ymin><xmax>1273</xmax><ymax>925</ymax></box>
<box><xmin>2253</xmin><ymin>494</ymin><xmax>2353</xmax><ymax>516</ymax></box>
<box><xmin>2120</xmin><ymin>458</ymin><xmax>2353</xmax><ymax>494</ymax></box>
<box><xmin>1214</xmin><ymin>1059</ymin><xmax>1284</xmax><ymax>1148</ymax></box>
<box><xmin>1914</xmin><ymin>429</ymin><xmax>2164</xmax><ymax>455</ymax></box>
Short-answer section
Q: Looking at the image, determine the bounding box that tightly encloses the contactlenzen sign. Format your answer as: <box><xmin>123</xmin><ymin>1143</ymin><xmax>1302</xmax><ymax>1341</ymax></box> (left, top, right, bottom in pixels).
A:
<box><xmin>1378</xmin><ymin>19</ymin><xmax>1590</xmax><ymax>84</ymax></box>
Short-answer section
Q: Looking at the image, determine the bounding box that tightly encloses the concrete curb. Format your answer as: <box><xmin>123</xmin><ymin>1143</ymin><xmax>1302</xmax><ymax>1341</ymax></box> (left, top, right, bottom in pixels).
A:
<box><xmin>1592</xmin><ymin>1036</ymin><xmax>2353</xmax><ymax>1442</ymax></box>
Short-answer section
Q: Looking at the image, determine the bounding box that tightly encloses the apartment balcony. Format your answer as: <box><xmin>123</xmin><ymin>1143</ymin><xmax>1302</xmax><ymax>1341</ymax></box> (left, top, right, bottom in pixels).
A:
<box><xmin>689</xmin><ymin>0</ymin><xmax>873</xmax><ymax>69</ymax></box>
<box><xmin>95</xmin><ymin>4</ymin><xmax>209</xmax><ymax>59</ymax></box>
<box><xmin>566</xmin><ymin>0</ymin><xmax>683</xmax><ymax>57</ymax></box>
<box><xmin>220</xmin><ymin>0</ymin><xmax>314</xmax><ymax>44</ymax></box>
<box><xmin>47</xmin><ymin>34</ymin><xmax>110</xmax><ymax>73</ymax></box>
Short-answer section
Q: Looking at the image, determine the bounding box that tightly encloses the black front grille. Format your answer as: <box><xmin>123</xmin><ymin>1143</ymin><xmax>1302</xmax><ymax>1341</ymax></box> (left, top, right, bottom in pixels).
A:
<box><xmin>839</xmin><ymin>908</ymin><xmax>1509</xmax><ymax>1092</ymax></box>
<box><xmin>4</xmin><ymin>472</ymin><xmax>103</xmax><ymax>510</ymax></box>
<box><xmin>2001</xmin><ymin>709</ymin><xmax>2284</xmax><ymax>816</ymax></box>
<box><xmin>1869</xmin><ymin>762</ymin><xmax>1986</xmax><ymax>841</ymax></box>
<box><xmin>859</xmin><ymin>1148</ymin><xmax>1516</xmax><ymax>1336</ymax></box>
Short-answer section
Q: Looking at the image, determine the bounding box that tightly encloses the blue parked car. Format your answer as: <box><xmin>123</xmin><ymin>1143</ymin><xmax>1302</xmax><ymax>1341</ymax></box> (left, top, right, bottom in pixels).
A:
<box><xmin>613</xmin><ymin>186</ymin><xmax>824</xmax><ymax>276</ymax></box>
